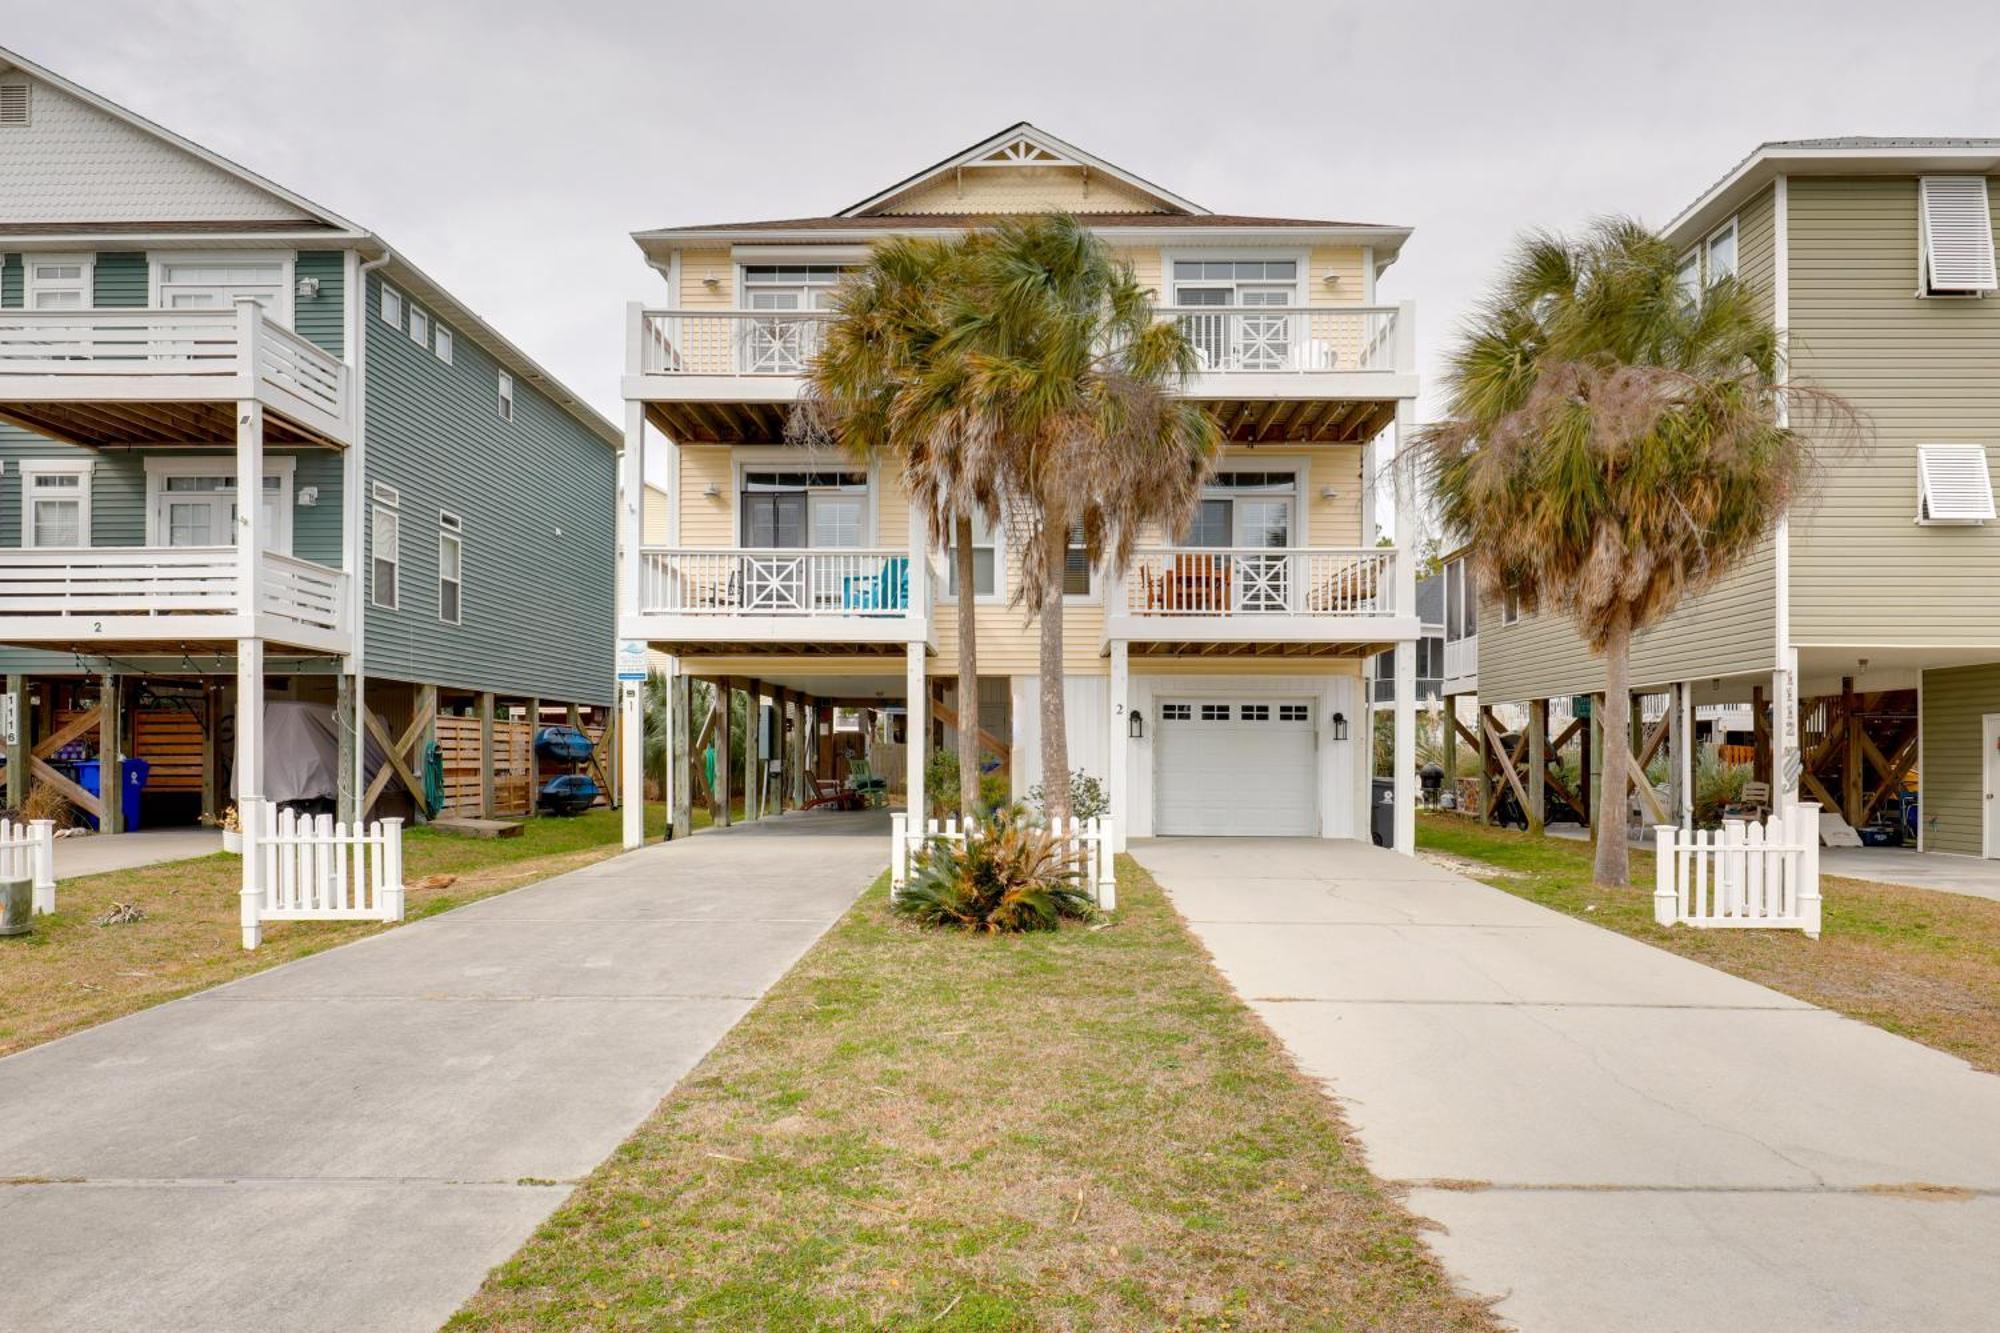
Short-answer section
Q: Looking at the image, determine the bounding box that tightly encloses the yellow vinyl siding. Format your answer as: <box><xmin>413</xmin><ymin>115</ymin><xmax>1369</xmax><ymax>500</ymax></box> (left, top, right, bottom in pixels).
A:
<box><xmin>1308</xmin><ymin>246</ymin><xmax>1368</xmax><ymax>305</ymax></box>
<box><xmin>643</xmin><ymin>484</ymin><xmax>671</xmax><ymax>544</ymax></box>
<box><xmin>879</xmin><ymin>169</ymin><xmax>1166</xmax><ymax>216</ymax></box>
<box><xmin>1918</xmin><ymin>662</ymin><xmax>2000</xmax><ymax>856</ymax></box>
<box><xmin>679</xmin><ymin>249</ymin><xmax>733</xmax><ymax>306</ymax></box>
<box><xmin>676</xmin><ymin>445</ymin><xmax>735</xmax><ymax>546</ymax></box>
<box><xmin>1786</xmin><ymin>175</ymin><xmax>2000</xmax><ymax>647</ymax></box>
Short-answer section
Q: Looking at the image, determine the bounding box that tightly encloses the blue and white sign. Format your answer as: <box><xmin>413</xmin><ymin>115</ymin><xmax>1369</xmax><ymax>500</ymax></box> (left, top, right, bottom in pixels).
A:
<box><xmin>616</xmin><ymin>638</ymin><xmax>649</xmax><ymax>682</ymax></box>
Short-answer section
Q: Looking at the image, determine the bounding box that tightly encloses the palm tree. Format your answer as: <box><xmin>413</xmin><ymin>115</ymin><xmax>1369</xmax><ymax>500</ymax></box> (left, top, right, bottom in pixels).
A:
<box><xmin>798</xmin><ymin>236</ymin><xmax>999</xmax><ymax>819</ymax></box>
<box><xmin>1419</xmin><ymin>218</ymin><xmax>1854</xmax><ymax>887</ymax></box>
<box><xmin>944</xmin><ymin>215</ymin><xmax>1221</xmax><ymax>819</ymax></box>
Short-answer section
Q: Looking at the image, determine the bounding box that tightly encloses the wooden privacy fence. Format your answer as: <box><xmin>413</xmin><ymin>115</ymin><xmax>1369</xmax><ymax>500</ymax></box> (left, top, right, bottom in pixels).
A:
<box><xmin>241</xmin><ymin>804</ymin><xmax>404</xmax><ymax>949</ymax></box>
<box><xmin>889</xmin><ymin>813</ymin><xmax>1118</xmax><ymax>911</ymax></box>
<box><xmin>0</xmin><ymin>818</ymin><xmax>56</xmax><ymax>915</ymax></box>
<box><xmin>1654</xmin><ymin>802</ymin><xmax>1822</xmax><ymax>938</ymax></box>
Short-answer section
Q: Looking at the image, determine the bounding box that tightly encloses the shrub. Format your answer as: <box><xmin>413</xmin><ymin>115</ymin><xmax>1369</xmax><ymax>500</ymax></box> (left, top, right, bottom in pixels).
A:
<box><xmin>896</xmin><ymin>804</ymin><xmax>1095</xmax><ymax>932</ymax></box>
<box><xmin>1694</xmin><ymin>750</ymin><xmax>1754</xmax><ymax>828</ymax></box>
<box><xmin>926</xmin><ymin>749</ymin><xmax>1012</xmax><ymax>820</ymax></box>
<box><xmin>1029</xmin><ymin>769</ymin><xmax>1108</xmax><ymax>822</ymax></box>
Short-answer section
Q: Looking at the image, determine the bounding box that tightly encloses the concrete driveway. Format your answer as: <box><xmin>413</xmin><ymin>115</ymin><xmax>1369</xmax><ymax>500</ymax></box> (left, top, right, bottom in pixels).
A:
<box><xmin>0</xmin><ymin>810</ymin><xmax>886</xmax><ymax>1333</ymax></box>
<box><xmin>1133</xmin><ymin>837</ymin><xmax>2000</xmax><ymax>1332</ymax></box>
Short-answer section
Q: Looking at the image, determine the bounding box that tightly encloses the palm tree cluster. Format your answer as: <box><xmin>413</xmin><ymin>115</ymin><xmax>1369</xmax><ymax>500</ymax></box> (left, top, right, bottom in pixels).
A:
<box><xmin>798</xmin><ymin>214</ymin><xmax>1220</xmax><ymax>821</ymax></box>
<box><xmin>1419</xmin><ymin>218</ymin><xmax>1857</xmax><ymax>887</ymax></box>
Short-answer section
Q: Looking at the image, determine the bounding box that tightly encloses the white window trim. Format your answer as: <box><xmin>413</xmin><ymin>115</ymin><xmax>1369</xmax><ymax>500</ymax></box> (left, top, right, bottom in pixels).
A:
<box><xmin>1917</xmin><ymin>176</ymin><xmax>1999</xmax><ymax>298</ymax></box>
<box><xmin>1194</xmin><ymin>459</ymin><xmax>1307</xmax><ymax>549</ymax></box>
<box><xmin>1158</xmin><ymin>249</ymin><xmax>1310</xmax><ymax>307</ymax></box>
<box><xmin>146</xmin><ymin>251</ymin><xmax>295</xmax><ymax>327</ymax></box>
<box><xmin>371</xmin><ymin>504</ymin><xmax>400</xmax><ymax>610</ymax></box>
<box><xmin>23</xmin><ymin>253</ymin><xmax>93</xmax><ymax>310</ymax></box>
<box><xmin>1677</xmin><ymin>216</ymin><xmax>1739</xmax><ymax>294</ymax></box>
<box><xmin>936</xmin><ymin>510</ymin><xmax>1007</xmax><ymax>605</ymax></box>
<box><xmin>497</xmin><ymin>370</ymin><xmax>515</xmax><ymax>422</ymax></box>
<box><xmin>437</xmin><ymin>512</ymin><xmax>464</xmax><ymax>625</ymax></box>
<box><xmin>1703</xmin><ymin>218</ymin><xmax>1738</xmax><ymax>282</ymax></box>
<box><xmin>1916</xmin><ymin>443</ymin><xmax>1997</xmax><ymax>525</ymax></box>
<box><xmin>1501</xmin><ymin>588</ymin><xmax>1522</xmax><ymax>626</ymax></box>
<box><xmin>729</xmin><ymin>450</ymin><xmax>880</xmax><ymax>547</ymax></box>
<box><xmin>435</xmin><ymin>324</ymin><xmax>454</xmax><ymax>364</ymax></box>
<box><xmin>19</xmin><ymin>458</ymin><xmax>94</xmax><ymax>549</ymax></box>
<box><xmin>380</xmin><ymin>283</ymin><xmax>404</xmax><ymax>329</ymax></box>
<box><xmin>408</xmin><ymin>305</ymin><xmax>430</xmax><ymax>348</ymax></box>
<box><xmin>142</xmin><ymin>455</ymin><xmax>296</xmax><ymax>554</ymax></box>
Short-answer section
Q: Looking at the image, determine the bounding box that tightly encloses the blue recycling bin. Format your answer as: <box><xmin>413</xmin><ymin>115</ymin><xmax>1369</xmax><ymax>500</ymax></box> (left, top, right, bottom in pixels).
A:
<box><xmin>75</xmin><ymin>758</ymin><xmax>150</xmax><ymax>831</ymax></box>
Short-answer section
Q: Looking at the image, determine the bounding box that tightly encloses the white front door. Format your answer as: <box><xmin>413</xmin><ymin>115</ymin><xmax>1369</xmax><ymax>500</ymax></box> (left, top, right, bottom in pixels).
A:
<box><xmin>1984</xmin><ymin>714</ymin><xmax>2000</xmax><ymax>859</ymax></box>
<box><xmin>149</xmin><ymin>463</ymin><xmax>292</xmax><ymax>553</ymax></box>
<box><xmin>1155</xmin><ymin>697</ymin><xmax>1318</xmax><ymax>836</ymax></box>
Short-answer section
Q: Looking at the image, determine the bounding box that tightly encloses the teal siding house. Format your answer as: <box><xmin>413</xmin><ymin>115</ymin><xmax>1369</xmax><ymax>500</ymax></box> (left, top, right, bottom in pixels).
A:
<box><xmin>0</xmin><ymin>46</ymin><xmax>618</xmax><ymax>838</ymax></box>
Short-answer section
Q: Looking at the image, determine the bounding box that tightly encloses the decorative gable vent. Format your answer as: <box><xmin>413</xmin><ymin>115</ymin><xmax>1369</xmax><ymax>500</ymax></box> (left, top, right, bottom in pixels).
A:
<box><xmin>1918</xmin><ymin>177</ymin><xmax>1998</xmax><ymax>295</ymax></box>
<box><xmin>0</xmin><ymin>81</ymin><xmax>28</xmax><ymax>127</ymax></box>
<box><xmin>1917</xmin><ymin>444</ymin><xmax>1996</xmax><ymax>524</ymax></box>
<box><xmin>971</xmin><ymin>136</ymin><xmax>1075</xmax><ymax>168</ymax></box>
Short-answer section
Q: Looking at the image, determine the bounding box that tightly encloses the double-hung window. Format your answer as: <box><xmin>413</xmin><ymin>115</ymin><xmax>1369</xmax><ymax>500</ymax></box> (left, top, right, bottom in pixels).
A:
<box><xmin>1171</xmin><ymin>259</ymin><xmax>1300</xmax><ymax>370</ymax></box>
<box><xmin>1677</xmin><ymin>218</ymin><xmax>1739</xmax><ymax>305</ymax></box>
<box><xmin>438</xmin><ymin>511</ymin><xmax>463</xmax><ymax>624</ymax></box>
<box><xmin>497</xmin><ymin>370</ymin><xmax>514</xmax><ymax>422</ymax></box>
<box><xmin>20</xmin><ymin>460</ymin><xmax>92</xmax><ymax>548</ymax></box>
<box><xmin>372</xmin><ymin>489</ymin><xmax>400</xmax><ymax>610</ymax></box>
<box><xmin>25</xmin><ymin>256</ymin><xmax>90</xmax><ymax>310</ymax></box>
<box><xmin>943</xmin><ymin>509</ymin><xmax>999</xmax><ymax>599</ymax></box>
<box><xmin>409</xmin><ymin>306</ymin><xmax>431</xmax><ymax>348</ymax></box>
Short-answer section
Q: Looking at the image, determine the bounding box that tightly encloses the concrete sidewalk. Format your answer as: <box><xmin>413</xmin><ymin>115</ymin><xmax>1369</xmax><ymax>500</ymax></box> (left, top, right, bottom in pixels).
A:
<box><xmin>0</xmin><ymin>809</ymin><xmax>886</xmax><ymax>1333</ymax></box>
<box><xmin>1134</xmin><ymin>837</ymin><xmax>2000</xmax><ymax>1332</ymax></box>
<box><xmin>53</xmin><ymin>826</ymin><xmax>223</xmax><ymax>880</ymax></box>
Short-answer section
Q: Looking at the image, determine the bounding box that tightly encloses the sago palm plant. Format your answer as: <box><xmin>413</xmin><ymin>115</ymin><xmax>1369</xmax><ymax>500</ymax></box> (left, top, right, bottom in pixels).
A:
<box><xmin>895</xmin><ymin>804</ymin><xmax>1095</xmax><ymax>932</ymax></box>
<box><xmin>1419</xmin><ymin>218</ymin><xmax>1857</xmax><ymax>887</ymax></box>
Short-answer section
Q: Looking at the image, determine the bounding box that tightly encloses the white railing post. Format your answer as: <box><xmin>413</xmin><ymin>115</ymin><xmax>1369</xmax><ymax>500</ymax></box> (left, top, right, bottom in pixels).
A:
<box><xmin>381</xmin><ymin>817</ymin><xmax>406</xmax><ymax>922</ymax></box>
<box><xmin>29</xmin><ymin>818</ymin><xmax>54</xmax><ymax>915</ymax></box>
<box><xmin>1719</xmin><ymin>819</ymin><xmax>1744</xmax><ymax>917</ymax></box>
<box><xmin>890</xmin><ymin>811</ymin><xmax>908</xmax><ymax>892</ymax></box>
<box><xmin>1795</xmin><ymin>801</ymin><xmax>1822</xmax><ymax>940</ymax></box>
<box><xmin>1096</xmin><ymin>816</ymin><xmax>1117</xmax><ymax>911</ymax></box>
<box><xmin>1653</xmin><ymin>824</ymin><xmax>1679</xmax><ymax>927</ymax></box>
<box><xmin>239</xmin><ymin>796</ymin><xmax>265</xmax><ymax>949</ymax></box>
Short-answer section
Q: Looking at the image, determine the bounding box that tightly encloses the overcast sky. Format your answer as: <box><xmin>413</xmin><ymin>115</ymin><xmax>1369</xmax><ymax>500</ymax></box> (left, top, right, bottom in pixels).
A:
<box><xmin>10</xmin><ymin>0</ymin><xmax>1994</xmax><ymax>441</ymax></box>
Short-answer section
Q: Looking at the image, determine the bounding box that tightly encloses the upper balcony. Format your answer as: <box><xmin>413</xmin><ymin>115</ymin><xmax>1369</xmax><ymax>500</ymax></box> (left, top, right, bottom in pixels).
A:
<box><xmin>627</xmin><ymin>546</ymin><xmax>932</xmax><ymax>654</ymax></box>
<box><xmin>1104</xmin><ymin>546</ymin><xmax>1418</xmax><ymax>656</ymax></box>
<box><xmin>0</xmin><ymin>305</ymin><xmax>353</xmax><ymax>449</ymax></box>
<box><xmin>0</xmin><ymin>545</ymin><xmax>350</xmax><ymax>655</ymax></box>
<box><xmin>622</xmin><ymin>303</ymin><xmax>1417</xmax><ymax>445</ymax></box>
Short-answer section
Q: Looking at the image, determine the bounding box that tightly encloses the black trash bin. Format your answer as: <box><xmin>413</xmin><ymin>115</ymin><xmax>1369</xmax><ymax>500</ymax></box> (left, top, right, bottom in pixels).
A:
<box><xmin>1370</xmin><ymin>777</ymin><xmax>1395</xmax><ymax>847</ymax></box>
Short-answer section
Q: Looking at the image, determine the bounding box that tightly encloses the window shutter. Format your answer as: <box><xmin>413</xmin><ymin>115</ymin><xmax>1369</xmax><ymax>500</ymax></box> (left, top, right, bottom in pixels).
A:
<box><xmin>0</xmin><ymin>82</ymin><xmax>28</xmax><ymax>126</ymax></box>
<box><xmin>1918</xmin><ymin>444</ymin><xmax>1996</xmax><ymax>523</ymax></box>
<box><xmin>1919</xmin><ymin>177</ymin><xmax>1998</xmax><ymax>293</ymax></box>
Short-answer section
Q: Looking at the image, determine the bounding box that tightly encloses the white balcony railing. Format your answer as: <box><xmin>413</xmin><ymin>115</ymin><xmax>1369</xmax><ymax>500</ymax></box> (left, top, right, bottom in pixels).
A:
<box><xmin>0</xmin><ymin>545</ymin><xmax>348</xmax><ymax>647</ymax></box>
<box><xmin>1117</xmin><ymin>547</ymin><xmax>1397</xmax><ymax>618</ymax></box>
<box><xmin>638</xmin><ymin>305</ymin><xmax>1405</xmax><ymax>378</ymax></box>
<box><xmin>1443</xmin><ymin>635</ymin><xmax>1478</xmax><ymax>690</ymax></box>
<box><xmin>639</xmin><ymin>547</ymin><xmax>921</xmax><ymax>617</ymax></box>
<box><xmin>0</xmin><ymin>307</ymin><xmax>351</xmax><ymax>440</ymax></box>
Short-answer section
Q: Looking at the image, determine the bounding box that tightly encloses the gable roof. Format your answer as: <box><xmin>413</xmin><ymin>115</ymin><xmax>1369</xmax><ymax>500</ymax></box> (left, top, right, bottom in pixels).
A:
<box><xmin>840</xmin><ymin>122</ymin><xmax>1206</xmax><ymax>217</ymax></box>
<box><xmin>1667</xmin><ymin>137</ymin><xmax>2000</xmax><ymax>249</ymax></box>
<box><xmin>0</xmin><ymin>44</ymin><xmax>615</xmax><ymax>447</ymax></box>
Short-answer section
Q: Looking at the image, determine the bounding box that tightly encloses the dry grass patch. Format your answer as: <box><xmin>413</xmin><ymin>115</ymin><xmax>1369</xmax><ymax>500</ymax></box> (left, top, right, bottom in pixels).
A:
<box><xmin>0</xmin><ymin>806</ymin><xmax>679</xmax><ymax>1057</ymax></box>
<box><xmin>1418</xmin><ymin>814</ymin><xmax>2000</xmax><ymax>1074</ymax></box>
<box><xmin>450</xmin><ymin>858</ymin><xmax>1494</xmax><ymax>1332</ymax></box>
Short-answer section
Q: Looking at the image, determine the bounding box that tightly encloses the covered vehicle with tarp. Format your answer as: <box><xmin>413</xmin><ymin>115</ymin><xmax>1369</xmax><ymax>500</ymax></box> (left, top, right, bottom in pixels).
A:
<box><xmin>231</xmin><ymin>701</ymin><xmax>412</xmax><ymax>812</ymax></box>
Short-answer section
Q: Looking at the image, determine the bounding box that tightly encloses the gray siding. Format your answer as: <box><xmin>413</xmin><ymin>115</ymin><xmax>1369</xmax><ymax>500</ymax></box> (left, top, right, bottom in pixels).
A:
<box><xmin>1788</xmin><ymin>176</ymin><xmax>2000</xmax><ymax>647</ymax></box>
<box><xmin>92</xmin><ymin>251</ymin><xmax>146</xmax><ymax>306</ymax></box>
<box><xmin>1918</xmin><ymin>662</ymin><xmax>2000</xmax><ymax>856</ymax></box>
<box><xmin>1471</xmin><ymin>185</ymin><xmax>1781</xmax><ymax>704</ymax></box>
<box><xmin>359</xmin><ymin>273</ymin><xmax>613</xmax><ymax>704</ymax></box>
<box><xmin>294</xmin><ymin>250</ymin><xmax>344</xmax><ymax>357</ymax></box>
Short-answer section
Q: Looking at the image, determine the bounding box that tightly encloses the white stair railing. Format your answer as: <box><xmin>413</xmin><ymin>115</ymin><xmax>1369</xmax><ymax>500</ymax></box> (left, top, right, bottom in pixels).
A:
<box><xmin>1654</xmin><ymin>802</ymin><xmax>1821</xmax><ymax>938</ymax></box>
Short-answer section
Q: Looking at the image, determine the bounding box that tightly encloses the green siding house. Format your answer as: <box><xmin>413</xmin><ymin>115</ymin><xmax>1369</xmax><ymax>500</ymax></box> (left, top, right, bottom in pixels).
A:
<box><xmin>0</xmin><ymin>45</ymin><xmax>619</xmax><ymax>840</ymax></box>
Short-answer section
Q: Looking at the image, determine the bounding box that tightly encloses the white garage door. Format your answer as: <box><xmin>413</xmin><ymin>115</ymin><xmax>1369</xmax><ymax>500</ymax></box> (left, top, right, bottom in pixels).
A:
<box><xmin>1155</xmin><ymin>698</ymin><xmax>1317</xmax><ymax>836</ymax></box>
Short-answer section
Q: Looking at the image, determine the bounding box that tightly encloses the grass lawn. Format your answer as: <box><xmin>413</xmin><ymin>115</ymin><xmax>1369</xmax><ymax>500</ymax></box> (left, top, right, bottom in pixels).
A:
<box><xmin>1418</xmin><ymin>813</ymin><xmax>2000</xmax><ymax>1075</ymax></box>
<box><xmin>0</xmin><ymin>803</ymin><xmax>696</xmax><ymax>1057</ymax></box>
<box><xmin>449</xmin><ymin>859</ymin><xmax>1494</xmax><ymax>1333</ymax></box>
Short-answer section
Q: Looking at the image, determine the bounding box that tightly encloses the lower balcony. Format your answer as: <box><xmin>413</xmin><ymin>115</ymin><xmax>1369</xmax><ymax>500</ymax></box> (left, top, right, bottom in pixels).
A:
<box><xmin>0</xmin><ymin>547</ymin><xmax>350</xmax><ymax>654</ymax></box>
<box><xmin>630</xmin><ymin>547</ymin><xmax>929</xmax><ymax>653</ymax></box>
<box><xmin>1105</xmin><ymin>547</ymin><xmax>1417</xmax><ymax>655</ymax></box>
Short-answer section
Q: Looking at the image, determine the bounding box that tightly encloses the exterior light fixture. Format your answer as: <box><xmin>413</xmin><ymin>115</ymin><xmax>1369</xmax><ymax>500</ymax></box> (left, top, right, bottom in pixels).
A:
<box><xmin>295</xmin><ymin>276</ymin><xmax>321</xmax><ymax>299</ymax></box>
<box><xmin>702</xmin><ymin>481</ymin><xmax>721</xmax><ymax>499</ymax></box>
<box><xmin>1128</xmin><ymin>708</ymin><xmax>1144</xmax><ymax>740</ymax></box>
<box><xmin>1331</xmin><ymin>712</ymin><xmax>1349</xmax><ymax>741</ymax></box>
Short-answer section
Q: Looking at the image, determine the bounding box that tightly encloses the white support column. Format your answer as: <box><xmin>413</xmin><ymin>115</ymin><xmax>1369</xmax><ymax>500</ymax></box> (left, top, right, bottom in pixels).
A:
<box><xmin>1108</xmin><ymin>638</ymin><xmax>1129</xmax><ymax>852</ymax></box>
<box><xmin>235</xmin><ymin>353</ymin><xmax>268</xmax><ymax>948</ymax></box>
<box><xmin>905</xmin><ymin>642</ymin><xmax>926</xmax><ymax>818</ymax></box>
<box><xmin>1677</xmin><ymin>681</ymin><xmax>1695</xmax><ymax>830</ymax></box>
<box><xmin>1391</xmin><ymin>401</ymin><xmax>1418</xmax><ymax>855</ymax></box>
<box><xmin>618</xmin><ymin>330</ymin><xmax>648</xmax><ymax>851</ymax></box>
<box><xmin>620</xmin><ymin>676</ymin><xmax>643</xmax><ymax>850</ymax></box>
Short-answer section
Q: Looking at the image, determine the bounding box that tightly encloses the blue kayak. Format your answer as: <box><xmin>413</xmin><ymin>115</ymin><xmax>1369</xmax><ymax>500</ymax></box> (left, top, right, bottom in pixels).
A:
<box><xmin>535</xmin><ymin>725</ymin><xmax>595</xmax><ymax>763</ymax></box>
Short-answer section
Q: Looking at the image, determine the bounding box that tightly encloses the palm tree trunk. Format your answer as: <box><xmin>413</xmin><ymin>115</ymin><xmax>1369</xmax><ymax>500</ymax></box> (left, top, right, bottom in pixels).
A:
<box><xmin>1594</xmin><ymin>605</ymin><xmax>1633</xmax><ymax>887</ymax></box>
<box><xmin>953</xmin><ymin>514</ymin><xmax>980</xmax><ymax>819</ymax></box>
<box><xmin>1039</xmin><ymin>519</ymin><xmax>1072</xmax><ymax>822</ymax></box>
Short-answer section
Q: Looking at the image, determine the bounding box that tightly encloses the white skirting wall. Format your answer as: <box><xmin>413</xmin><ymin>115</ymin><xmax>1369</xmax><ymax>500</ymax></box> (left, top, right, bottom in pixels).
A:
<box><xmin>1009</xmin><ymin>674</ymin><xmax>1111</xmax><ymax>803</ymax></box>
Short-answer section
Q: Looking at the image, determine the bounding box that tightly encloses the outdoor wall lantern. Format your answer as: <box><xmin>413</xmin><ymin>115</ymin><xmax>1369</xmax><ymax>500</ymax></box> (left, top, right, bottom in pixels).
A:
<box><xmin>1128</xmin><ymin>708</ymin><xmax>1145</xmax><ymax>740</ymax></box>
<box><xmin>1331</xmin><ymin>712</ymin><xmax>1349</xmax><ymax>741</ymax></box>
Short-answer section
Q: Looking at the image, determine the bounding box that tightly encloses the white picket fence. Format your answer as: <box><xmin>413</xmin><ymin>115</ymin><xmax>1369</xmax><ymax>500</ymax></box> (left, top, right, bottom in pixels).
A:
<box><xmin>890</xmin><ymin>812</ymin><xmax>1118</xmax><ymax>911</ymax></box>
<box><xmin>0</xmin><ymin>818</ymin><xmax>57</xmax><ymax>915</ymax></box>
<box><xmin>1654</xmin><ymin>802</ymin><xmax>1822</xmax><ymax>938</ymax></box>
<box><xmin>241</xmin><ymin>803</ymin><xmax>405</xmax><ymax>948</ymax></box>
